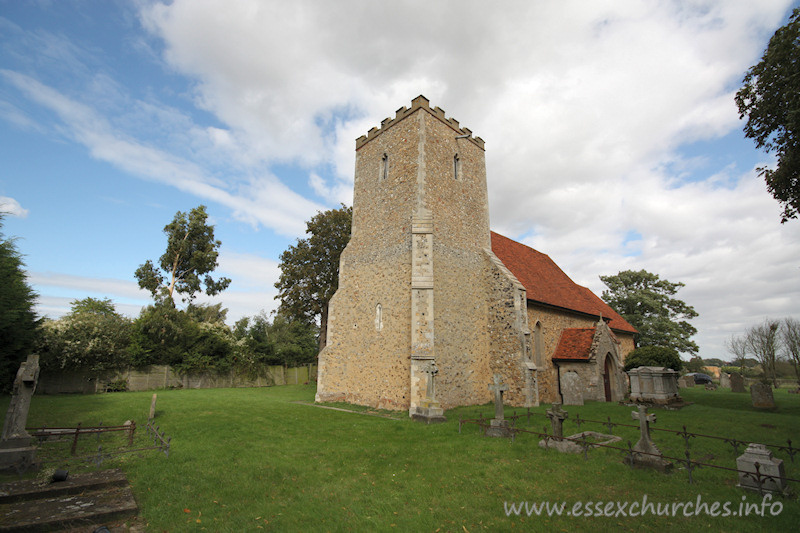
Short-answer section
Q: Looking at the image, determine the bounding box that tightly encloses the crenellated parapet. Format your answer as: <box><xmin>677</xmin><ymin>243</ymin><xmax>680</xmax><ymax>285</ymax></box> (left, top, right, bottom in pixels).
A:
<box><xmin>356</xmin><ymin>95</ymin><xmax>485</xmax><ymax>151</ymax></box>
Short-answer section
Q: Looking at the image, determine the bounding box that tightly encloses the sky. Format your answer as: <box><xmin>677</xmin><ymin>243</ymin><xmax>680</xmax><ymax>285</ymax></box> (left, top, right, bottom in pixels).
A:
<box><xmin>1</xmin><ymin>0</ymin><xmax>798</xmax><ymax>362</ymax></box>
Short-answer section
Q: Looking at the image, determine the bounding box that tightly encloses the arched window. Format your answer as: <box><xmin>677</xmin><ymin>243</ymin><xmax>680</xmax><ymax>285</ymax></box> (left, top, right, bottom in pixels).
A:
<box><xmin>375</xmin><ymin>304</ymin><xmax>383</xmax><ymax>331</ymax></box>
<box><xmin>453</xmin><ymin>154</ymin><xmax>460</xmax><ymax>180</ymax></box>
<box><xmin>380</xmin><ymin>153</ymin><xmax>389</xmax><ymax>180</ymax></box>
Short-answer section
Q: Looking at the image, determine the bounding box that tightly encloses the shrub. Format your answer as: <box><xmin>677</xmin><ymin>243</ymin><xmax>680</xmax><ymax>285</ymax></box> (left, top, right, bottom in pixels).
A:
<box><xmin>623</xmin><ymin>346</ymin><xmax>682</xmax><ymax>372</ymax></box>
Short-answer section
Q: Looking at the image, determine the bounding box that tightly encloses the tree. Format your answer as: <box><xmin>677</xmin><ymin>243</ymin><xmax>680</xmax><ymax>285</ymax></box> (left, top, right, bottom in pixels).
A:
<box><xmin>128</xmin><ymin>303</ymin><xmax>193</xmax><ymax>367</ymax></box>
<box><xmin>725</xmin><ymin>334</ymin><xmax>749</xmax><ymax>373</ymax></box>
<box><xmin>735</xmin><ymin>8</ymin><xmax>800</xmax><ymax>223</ymax></box>
<box><xmin>782</xmin><ymin>317</ymin><xmax>800</xmax><ymax>386</ymax></box>
<box><xmin>268</xmin><ymin>314</ymin><xmax>318</xmax><ymax>367</ymax></box>
<box><xmin>0</xmin><ymin>214</ymin><xmax>39</xmax><ymax>391</ymax></box>
<box><xmin>275</xmin><ymin>205</ymin><xmax>352</xmax><ymax>352</ymax></box>
<box><xmin>186</xmin><ymin>302</ymin><xmax>228</xmax><ymax>325</ymax></box>
<box><xmin>600</xmin><ymin>269</ymin><xmax>699</xmax><ymax>355</ymax></box>
<box><xmin>684</xmin><ymin>356</ymin><xmax>706</xmax><ymax>374</ymax></box>
<box><xmin>622</xmin><ymin>346</ymin><xmax>682</xmax><ymax>372</ymax></box>
<box><xmin>135</xmin><ymin>205</ymin><xmax>230</xmax><ymax>304</ymax></box>
<box><xmin>37</xmin><ymin>297</ymin><xmax>132</xmax><ymax>372</ymax></box>
<box><xmin>745</xmin><ymin>319</ymin><xmax>781</xmax><ymax>386</ymax></box>
<box><xmin>69</xmin><ymin>296</ymin><xmax>118</xmax><ymax>317</ymax></box>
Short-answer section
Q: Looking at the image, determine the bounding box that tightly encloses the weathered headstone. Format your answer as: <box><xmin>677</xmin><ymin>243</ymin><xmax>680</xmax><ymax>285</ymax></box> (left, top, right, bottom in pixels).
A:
<box><xmin>0</xmin><ymin>355</ymin><xmax>40</xmax><ymax>471</ymax></box>
<box><xmin>720</xmin><ymin>373</ymin><xmax>731</xmax><ymax>389</ymax></box>
<box><xmin>629</xmin><ymin>405</ymin><xmax>672</xmax><ymax>472</ymax></box>
<box><xmin>677</xmin><ymin>375</ymin><xmax>694</xmax><ymax>388</ymax></box>
<box><xmin>411</xmin><ymin>361</ymin><xmax>446</xmax><ymax>424</ymax></box>
<box><xmin>750</xmin><ymin>382</ymin><xmax>775</xmax><ymax>409</ymax></box>
<box><xmin>736</xmin><ymin>443</ymin><xmax>786</xmax><ymax>494</ymax></box>
<box><xmin>486</xmin><ymin>374</ymin><xmax>511</xmax><ymax>437</ymax></box>
<box><xmin>628</xmin><ymin>366</ymin><xmax>680</xmax><ymax>404</ymax></box>
<box><xmin>730</xmin><ymin>372</ymin><xmax>745</xmax><ymax>393</ymax></box>
<box><xmin>546</xmin><ymin>403</ymin><xmax>568</xmax><ymax>439</ymax></box>
<box><xmin>560</xmin><ymin>371</ymin><xmax>584</xmax><ymax>406</ymax></box>
<box><xmin>0</xmin><ymin>468</ymin><xmax>138</xmax><ymax>530</ymax></box>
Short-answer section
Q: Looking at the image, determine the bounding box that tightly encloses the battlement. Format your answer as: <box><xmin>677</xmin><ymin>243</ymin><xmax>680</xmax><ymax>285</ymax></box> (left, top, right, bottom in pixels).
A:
<box><xmin>356</xmin><ymin>95</ymin><xmax>485</xmax><ymax>151</ymax></box>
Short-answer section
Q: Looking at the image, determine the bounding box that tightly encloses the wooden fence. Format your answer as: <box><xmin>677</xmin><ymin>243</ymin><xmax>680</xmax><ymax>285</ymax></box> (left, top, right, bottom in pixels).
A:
<box><xmin>36</xmin><ymin>364</ymin><xmax>317</xmax><ymax>394</ymax></box>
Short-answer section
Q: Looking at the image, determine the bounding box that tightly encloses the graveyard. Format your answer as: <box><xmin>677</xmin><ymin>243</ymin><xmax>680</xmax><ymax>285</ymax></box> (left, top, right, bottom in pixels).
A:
<box><xmin>1</xmin><ymin>383</ymin><xmax>798</xmax><ymax>531</ymax></box>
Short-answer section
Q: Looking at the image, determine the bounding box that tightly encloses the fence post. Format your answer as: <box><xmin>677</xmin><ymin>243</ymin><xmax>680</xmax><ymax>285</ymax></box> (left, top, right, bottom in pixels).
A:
<box><xmin>71</xmin><ymin>422</ymin><xmax>82</xmax><ymax>455</ymax></box>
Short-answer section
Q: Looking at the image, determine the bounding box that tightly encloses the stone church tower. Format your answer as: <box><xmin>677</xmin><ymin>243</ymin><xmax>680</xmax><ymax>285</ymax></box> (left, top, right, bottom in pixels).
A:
<box><xmin>316</xmin><ymin>96</ymin><xmax>535</xmax><ymax>414</ymax></box>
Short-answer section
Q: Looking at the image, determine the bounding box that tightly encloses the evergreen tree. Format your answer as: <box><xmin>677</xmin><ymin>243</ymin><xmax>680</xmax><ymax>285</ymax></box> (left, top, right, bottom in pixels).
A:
<box><xmin>600</xmin><ymin>269</ymin><xmax>698</xmax><ymax>355</ymax></box>
<box><xmin>0</xmin><ymin>214</ymin><xmax>39</xmax><ymax>391</ymax></box>
<box><xmin>275</xmin><ymin>205</ymin><xmax>351</xmax><ymax>352</ymax></box>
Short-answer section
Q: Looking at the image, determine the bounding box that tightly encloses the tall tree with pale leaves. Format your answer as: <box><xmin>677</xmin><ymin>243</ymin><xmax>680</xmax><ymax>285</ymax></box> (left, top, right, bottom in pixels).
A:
<box><xmin>135</xmin><ymin>205</ymin><xmax>230</xmax><ymax>305</ymax></box>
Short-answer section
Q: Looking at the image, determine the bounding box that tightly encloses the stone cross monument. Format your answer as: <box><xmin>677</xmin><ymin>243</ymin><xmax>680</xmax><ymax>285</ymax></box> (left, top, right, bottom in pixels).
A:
<box><xmin>546</xmin><ymin>403</ymin><xmax>568</xmax><ymax>439</ymax></box>
<box><xmin>486</xmin><ymin>374</ymin><xmax>511</xmax><ymax>437</ymax></box>
<box><xmin>411</xmin><ymin>361</ymin><xmax>446</xmax><ymax>424</ymax></box>
<box><xmin>0</xmin><ymin>354</ymin><xmax>40</xmax><ymax>471</ymax></box>
<box><xmin>630</xmin><ymin>405</ymin><xmax>671</xmax><ymax>471</ymax></box>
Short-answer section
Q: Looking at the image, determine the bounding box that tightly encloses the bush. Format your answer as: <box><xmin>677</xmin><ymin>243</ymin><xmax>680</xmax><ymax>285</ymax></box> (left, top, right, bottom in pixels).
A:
<box><xmin>37</xmin><ymin>299</ymin><xmax>132</xmax><ymax>372</ymax></box>
<box><xmin>623</xmin><ymin>346</ymin><xmax>682</xmax><ymax>372</ymax></box>
<box><xmin>105</xmin><ymin>378</ymin><xmax>128</xmax><ymax>392</ymax></box>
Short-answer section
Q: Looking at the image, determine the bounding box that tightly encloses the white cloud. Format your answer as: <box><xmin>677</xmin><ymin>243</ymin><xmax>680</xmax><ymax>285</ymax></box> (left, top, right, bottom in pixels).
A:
<box><xmin>136</xmin><ymin>0</ymin><xmax>798</xmax><ymax>357</ymax></box>
<box><xmin>3</xmin><ymin>1</ymin><xmax>798</xmax><ymax>359</ymax></box>
<box><xmin>1</xmin><ymin>69</ymin><xmax>323</xmax><ymax>237</ymax></box>
<box><xmin>0</xmin><ymin>196</ymin><xmax>28</xmax><ymax>217</ymax></box>
<box><xmin>28</xmin><ymin>253</ymin><xmax>282</xmax><ymax>324</ymax></box>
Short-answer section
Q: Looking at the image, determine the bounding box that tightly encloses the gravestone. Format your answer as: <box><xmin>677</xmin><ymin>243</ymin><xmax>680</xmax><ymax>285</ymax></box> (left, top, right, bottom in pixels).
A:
<box><xmin>560</xmin><ymin>371</ymin><xmax>584</xmax><ymax>406</ymax></box>
<box><xmin>411</xmin><ymin>361</ymin><xmax>446</xmax><ymax>424</ymax></box>
<box><xmin>736</xmin><ymin>443</ymin><xmax>786</xmax><ymax>494</ymax></box>
<box><xmin>720</xmin><ymin>373</ymin><xmax>731</xmax><ymax>388</ymax></box>
<box><xmin>546</xmin><ymin>403</ymin><xmax>567</xmax><ymax>439</ymax></box>
<box><xmin>0</xmin><ymin>468</ymin><xmax>138</xmax><ymax>530</ymax></box>
<box><xmin>628</xmin><ymin>367</ymin><xmax>680</xmax><ymax>404</ymax></box>
<box><xmin>0</xmin><ymin>355</ymin><xmax>40</xmax><ymax>472</ymax></box>
<box><xmin>677</xmin><ymin>375</ymin><xmax>694</xmax><ymax>388</ymax></box>
<box><xmin>730</xmin><ymin>372</ymin><xmax>745</xmax><ymax>393</ymax></box>
<box><xmin>486</xmin><ymin>374</ymin><xmax>511</xmax><ymax>437</ymax></box>
<box><xmin>750</xmin><ymin>382</ymin><xmax>775</xmax><ymax>409</ymax></box>
<box><xmin>629</xmin><ymin>405</ymin><xmax>672</xmax><ymax>472</ymax></box>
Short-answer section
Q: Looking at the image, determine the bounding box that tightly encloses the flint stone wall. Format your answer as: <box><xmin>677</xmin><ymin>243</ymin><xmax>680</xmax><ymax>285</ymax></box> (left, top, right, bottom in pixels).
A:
<box><xmin>527</xmin><ymin>304</ymin><xmax>634</xmax><ymax>404</ymax></box>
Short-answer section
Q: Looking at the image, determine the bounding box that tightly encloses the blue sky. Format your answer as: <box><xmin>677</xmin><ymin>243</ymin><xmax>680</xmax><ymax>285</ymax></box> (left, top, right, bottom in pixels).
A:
<box><xmin>1</xmin><ymin>0</ymin><xmax>799</xmax><ymax>360</ymax></box>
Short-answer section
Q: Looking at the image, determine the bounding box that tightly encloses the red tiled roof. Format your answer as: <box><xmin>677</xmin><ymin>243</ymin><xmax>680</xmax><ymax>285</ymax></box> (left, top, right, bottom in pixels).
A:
<box><xmin>552</xmin><ymin>328</ymin><xmax>596</xmax><ymax>361</ymax></box>
<box><xmin>490</xmin><ymin>232</ymin><xmax>637</xmax><ymax>334</ymax></box>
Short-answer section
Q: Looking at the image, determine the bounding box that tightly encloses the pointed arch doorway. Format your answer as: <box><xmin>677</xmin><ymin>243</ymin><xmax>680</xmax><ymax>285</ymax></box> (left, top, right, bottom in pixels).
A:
<box><xmin>603</xmin><ymin>355</ymin><xmax>613</xmax><ymax>401</ymax></box>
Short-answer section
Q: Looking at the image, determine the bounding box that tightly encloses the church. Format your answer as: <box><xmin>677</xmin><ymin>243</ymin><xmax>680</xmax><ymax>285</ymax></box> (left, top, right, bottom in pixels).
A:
<box><xmin>315</xmin><ymin>96</ymin><xmax>636</xmax><ymax>415</ymax></box>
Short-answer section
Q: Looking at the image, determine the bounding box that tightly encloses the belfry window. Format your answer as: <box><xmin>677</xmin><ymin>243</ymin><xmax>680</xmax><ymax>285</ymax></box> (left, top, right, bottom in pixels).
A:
<box><xmin>375</xmin><ymin>304</ymin><xmax>383</xmax><ymax>331</ymax></box>
<box><xmin>381</xmin><ymin>153</ymin><xmax>389</xmax><ymax>180</ymax></box>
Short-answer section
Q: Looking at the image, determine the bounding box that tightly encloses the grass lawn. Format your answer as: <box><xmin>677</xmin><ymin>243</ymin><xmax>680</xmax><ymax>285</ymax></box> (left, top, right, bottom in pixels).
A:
<box><xmin>1</xmin><ymin>385</ymin><xmax>798</xmax><ymax>531</ymax></box>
